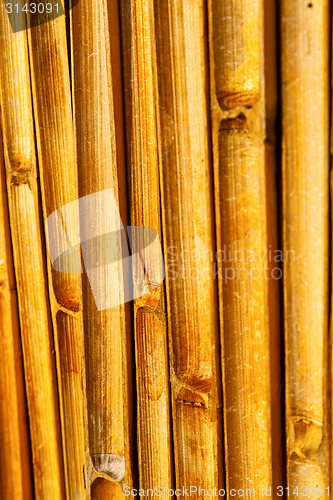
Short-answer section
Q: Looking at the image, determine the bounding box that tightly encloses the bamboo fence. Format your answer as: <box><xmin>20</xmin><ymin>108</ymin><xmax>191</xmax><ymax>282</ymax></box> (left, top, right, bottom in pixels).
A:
<box><xmin>0</xmin><ymin>0</ymin><xmax>332</xmax><ymax>499</ymax></box>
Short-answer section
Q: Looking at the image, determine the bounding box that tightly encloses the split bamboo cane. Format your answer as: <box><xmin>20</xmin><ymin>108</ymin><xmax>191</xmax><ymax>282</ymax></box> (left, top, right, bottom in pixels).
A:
<box><xmin>208</xmin><ymin>0</ymin><xmax>272</xmax><ymax>492</ymax></box>
<box><xmin>281</xmin><ymin>0</ymin><xmax>330</xmax><ymax>495</ymax></box>
<box><xmin>0</xmin><ymin>4</ymin><xmax>65</xmax><ymax>498</ymax></box>
<box><xmin>154</xmin><ymin>0</ymin><xmax>222</xmax><ymax>491</ymax></box>
<box><xmin>121</xmin><ymin>0</ymin><xmax>173</xmax><ymax>493</ymax></box>
<box><xmin>26</xmin><ymin>3</ymin><xmax>89</xmax><ymax>498</ymax></box>
<box><xmin>0</xmin><ymin>131</ymin><xmax>33</xmax><ymax>499</ymax></box>
<box><xmin>71</xmin><ymin>0</ymin><xmax>132</xmax><ymax>487</ymax></box>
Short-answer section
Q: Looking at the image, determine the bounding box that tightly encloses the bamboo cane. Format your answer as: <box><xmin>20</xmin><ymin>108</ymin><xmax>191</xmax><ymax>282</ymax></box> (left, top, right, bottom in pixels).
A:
<box><xmin>0</xmin><ymin>5</ymin><xmax>65</xmax><ymax>498</ymax></box>
<box><xmin>71</xmin><ymin>0</ymin><xmax>132</xmax><ymax>487</ymax></box>
<box><xmin>154</xmin><ymin>0</ymin><xmax>222</xmax><ymax>490</ymax></box>
<box><xmin>121</xmin><ymin>0</ymin><xmax>173</xmax><ymax>493</ymax></box>
<box><xmin>0</xmin><ymin>130</ymin><xmax>33</xmax><ymax>499</ymax></box>
<box><xmin>281</xmin><ymin>0</ymin><xmax>330</xmax><ymax>495</ymax></box>
<box><xmin>264</xmin><ymin>0</ymin><xmax>284</xmax><ymax>490</ymax></box>
<box><xmin>26</xmin><ymin>3</ymin><xmax>89</xmax><ymax>498</ymax></box>
<box><xmin>208</xmin><ymin>0</ymin><xmax>272</xmax><ymax>492</ymax></box>
<box><xmin>106</xmin><ymin>0</ymin><xmax>136</xmax><ymax>482</ymax></box>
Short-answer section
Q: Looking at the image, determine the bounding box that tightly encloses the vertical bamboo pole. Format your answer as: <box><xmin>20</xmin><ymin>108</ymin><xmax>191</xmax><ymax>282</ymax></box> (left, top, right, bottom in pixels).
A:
<box><xmin>71</xmin><ymin>0</ymin><xmax>132</xmax><ymax>487</ymax></box>
<box><xmin>26</xmin><ymin>3</ymin><xmax>89</xmax><ymax>498</ymax></box>
<box><xmin>121</xmin><ymin>0</ymin><xmax>173</xmax><ymax>494</ymax></box>
<box><xmin>0</xmin><ymin>5</ymin><xmax>65</xmax><ymax>499</ymax></box>
<box><xmin>264</xmin><ymin>0</ymin><xmax>284</xmax><ymax>490</ymax></box>
<box><xmin>0</xmin><ymin>131</ymin><xmax>33</xmax><ymax>499</ymax></box>
<box><xmin>154</xmin><ymin>0</ymin><xmax>222</xmax><ymax>490</ymax></box>
<box><xmin>281</xmin><ymin>0</ymin><xmax>330</xmax><ymax>495</ymax></box>
<box><xmin>208</xmin><ymin>0</ymin><xmax>273</xmax><ymax>492</ymax></box>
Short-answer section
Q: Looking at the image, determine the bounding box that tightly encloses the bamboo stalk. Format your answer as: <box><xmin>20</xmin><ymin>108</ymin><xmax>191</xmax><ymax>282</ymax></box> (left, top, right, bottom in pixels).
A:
<box><xmin>281</xmin><ymin>0</ymin><xmax>330</xmax><ymax>494</ymax></box>
<box><xmin>0</xmin><ymin>129</ymin><xmax>33</xmax><ymax>499</ymax></box>
<box><xmin>106</xmin><ymin>0</ymin><xmax>136</xmax><ymax>481</ymax></box>
<box><xmin>208</xmin><ymin>0</ymin><xmax>273</xmax><ymax>492</ymax></box>
<box><xmin>154</xmin><ymin>0</ymin><xmax>222</xmax><ymax>490</ymax></box>
<box><xmin>121</xmin><ymin>0</ymin><xmax>173</xmax><ymax>493</ymax></box>
<box><xmin>264</xmin><ymin>0</ymin><xmax>284</xmax><ymax>490</ymax></box>
<box><xmin>26</xmin><ymin>3</ymin><xmax>89</xmax><ymax>498</ymax></box>
<box><xmin>0</xmin><ymin>5</ymin><xmax>65</xmax><ymax>498</ymax></box>
<box><xmin>71</xmin><ymin>0</ymin><xmax>132</xmax><ymax>487</ymax></box>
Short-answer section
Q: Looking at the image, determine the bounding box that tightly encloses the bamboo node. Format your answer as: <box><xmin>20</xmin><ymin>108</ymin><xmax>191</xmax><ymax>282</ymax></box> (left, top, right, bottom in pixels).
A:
<box><xmin>220</xmin><ymin>113</ymin><xmax>248</xmax><ymax>132</ymax></box>
<box><xmin>290</xmin><ymin>417</ymin><xmax>323</xmax><ymax>457</ymax></box>
<box><xmin>217</xmin><ymin>90</ymin><xmax>259</xmax><ymax>110</ymax></box>
<box><xmin>7</xmin><ymin>153</ymin><xmax>34</xmax><ymax>174</ymax></box>
<box><xmin>92</xmin><ymin>454</ymin><xmax>125</xmax><ymax>483</ymax></box>
<box><xmin>53</xmin><ymin>280</ymin><xmax>80</xmax><ymax>312</ymax></box>
<box><xmin>176</xmin><ymin>388</ymin><xmax>207</xmax><ymax>409</ymax></box>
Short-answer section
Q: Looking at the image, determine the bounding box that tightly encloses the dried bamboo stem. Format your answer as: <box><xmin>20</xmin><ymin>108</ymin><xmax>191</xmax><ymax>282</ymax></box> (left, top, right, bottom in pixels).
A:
<box><xmin>154</xmin><ymin>0</ymin><xmax>222</xmax><ymax>490</ymax></box>
<box><xmin>0</xmin><ymin>130</ymin><xmax>33</xmax><ymax>499</ymax></box>
<box><xmin>281</xmin><ymin>0</ymin><xmax>330</xmax><ymax>494</ymax></box>
<box><xmin>208</xmin><ymin>0</ymin><xmax>272</xmax><ymax>491</ymax></box>
<box><xmin>71</xmin><ymin>0</ymin><xmax>132</xmax><ymax>487</ymax></box>
<box><xmin>121</xmin><ymin>0</ymin><xmax>173</xmax><ymax>493</ymax></box>
<box><xmin>0</xmin><ymin>5</ymin><xmax>65</xmax><ymax>498</ymax></box>
<box><xmin>26</xmin><ymin>4</ymin><xmax>88</xmax><ymax>498</ymax></box>
<box><xmin>264</xmin><ymin>0</ymin><xmax>284</xmax><ymax>490</ymax></box>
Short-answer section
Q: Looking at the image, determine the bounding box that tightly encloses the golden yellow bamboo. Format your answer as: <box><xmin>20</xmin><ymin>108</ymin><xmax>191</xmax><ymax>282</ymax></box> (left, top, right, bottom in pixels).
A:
<box><xmin>154</xmin><ymin>0</ymin><xmax>222</xmax><ymax>490</ymax></box>
<box><xmin>264</xmin><ymin>0</ymin><xmax>283</xmax><ymax>490</ymax></box>
<box><xmin>208</xmin><ymin>0</ymin><xmax>272</xmax><ymax>492</ymax></box>
<box><xmin>281</xmin><ymin>0</ymin><xmax>330</xmax><ymax>494</ymax></box>
<box><xmin>26</xmin><ymin>3</ymin><xmax>88</xmax><ymax>497</ymax></box>
<box><xmin>121</xmin><ymin>0</ymin><xmax>173</xmax><ymax>493</ymax></box>
<box><xmin>0</xmin><ymin>5</ymin><xmax>65</xmax><ymax>498</ymax></box>
<box><xmin>71</xmin><ymin>0</ymin><xmax>132</xmax><ymax>487</ymax></box>
<box><xmin>0</xmin><ymin>131</ymin><xmax>33</xmax><ymax>499</ymax></box>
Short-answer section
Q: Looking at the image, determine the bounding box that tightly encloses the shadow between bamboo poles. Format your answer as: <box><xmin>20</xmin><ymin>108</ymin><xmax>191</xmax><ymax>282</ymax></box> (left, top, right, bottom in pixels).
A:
<box><xmin>0</xmin><ymin>128</ymin><xmax>33</xmax><ymax>499</ymax></box>
<box><xmin>264</xmin><ymin>0</ymin><xmax>284</xmax><ymax>491</ymax></box>
<box><xmin>26</xmin><ymin>2</ymin><xmax>89</xmax><ymax>498</ymax></box>
<box><xmin>0</xmin><ymin>4</ymin><xmax>66</xmax><ymax>498</ymax></box>
<box><xmin>281</xmin><ymin>0</ymin><xmax>330</xmax><ymax>495</ymax></box>
<box><xmin>208</xmin><ymin>0</ymin><xmax>273</xmax><ymax>492</ymax></box>
<box><xmin>154</xmin><ymin>0</ymin><xmax>222</xmax><ymax>490</ymax></box>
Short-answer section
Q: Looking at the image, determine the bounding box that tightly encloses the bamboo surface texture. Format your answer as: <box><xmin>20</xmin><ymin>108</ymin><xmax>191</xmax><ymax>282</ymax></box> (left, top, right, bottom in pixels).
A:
<box><xmin>121</xmin><ymin>0</ymin><xmax>173</xmax><ymax>495</ymax></box>
<box><xmin>0</xmin><ymin>130</ymin><xmax>33</xmax><ymax>499</ymax></box>
<box><xmin>154</xmin><ymin>0</ymin><xmax>222</xmax><ymax>491</ymax></box>
<box><xmin>26</xmin><ymin>2</ymin><xmax>88</xmax><ymax>498</ymax></box>
<box><xmin>208</xmin><ymin>0</ymin><xmax>272</xmax><ymax>493</ymax></box>
<box><xmin>71</xmin><ymin>0</ymin><xmax>132</xmax><ymax>489</ymax></box>
<box><xmin>1</xmin><ymin>0</ymin><xmax>333</xmax><ymax>497</ymax></box>
<box><xmin>0</xmin><ymin>4</ymin><xmax>65</xmax><ymax>499</ymax></box>
<box><xmin>281</xmin><ymin>0</ymin><xmax>330</xmax><ymax>495</ymax></box>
